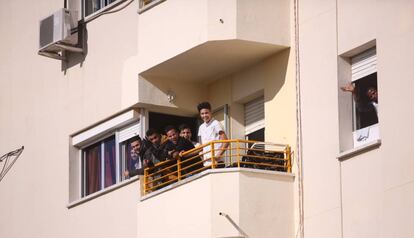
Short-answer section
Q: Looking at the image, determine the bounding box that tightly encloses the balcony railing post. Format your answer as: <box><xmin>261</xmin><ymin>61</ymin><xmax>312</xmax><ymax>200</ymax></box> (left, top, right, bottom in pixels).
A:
<box><xmin>211</xmin><ymin>142</ymin><xmax>216</xmax><ymax>169</ymax></box>
<box><xmin>177</xmin><ymin>158</ymin><xmax>181</xmax><ymax>180</ymax></box>
<box><xmin>237</xmin><ymin>140</ymin><xmax>241</xmax><ymax>168</ymax></box>
<box><xmin>286</xmin><ymin>145</ymin><xmax>292</xmax><ymax>173</ymax></box>
<box><xmin>143</xmin><ymin>168</ymin><xmax>148</xmax><ymax>195</ymax></box>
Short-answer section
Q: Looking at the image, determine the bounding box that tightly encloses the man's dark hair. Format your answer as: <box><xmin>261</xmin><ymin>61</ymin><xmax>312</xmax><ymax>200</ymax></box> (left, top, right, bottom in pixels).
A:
<box><xmin>146</xmin><ymin>128</ymin><xmax>159</xmax><ymax>137</ymax></box>
<box><xmin>164</xmin><ymin>125</ymin><xmax>177</xmax><ymax>134</ymax></box>
<box><xmin>178</xmin><ymin>124</ymin><xmax>191</xmax><ymax>132</ymax></box>
<box><xmin>197</xmin><ymin>102</ymin><xmax>211</xmax><ymax>112</ymax></box>
<box><xmin>129</xmin><ymin>135</ymin><xmax>142</xmax><ymax>144</ymax></box>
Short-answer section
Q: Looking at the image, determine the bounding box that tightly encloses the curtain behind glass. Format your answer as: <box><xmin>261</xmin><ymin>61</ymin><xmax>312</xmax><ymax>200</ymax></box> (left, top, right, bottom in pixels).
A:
<box><xmin>84</xmin><ymin>142</ymin><xmax>101</xmax><ymax>196</ymax></box>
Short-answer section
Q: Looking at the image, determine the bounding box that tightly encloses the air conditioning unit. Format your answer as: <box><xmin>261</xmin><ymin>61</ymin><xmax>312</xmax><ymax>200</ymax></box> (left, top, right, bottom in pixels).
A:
<box><xmin>38</xmin><ymin>8</ymin><xmax>82</xmax><ymax>60</ymax></box>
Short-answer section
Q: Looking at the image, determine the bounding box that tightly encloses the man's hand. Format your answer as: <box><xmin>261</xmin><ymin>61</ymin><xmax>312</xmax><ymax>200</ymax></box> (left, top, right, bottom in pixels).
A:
<box><xmin>124</xmin><ymin>170</ymin><xmax>129</xmax><ymax>177</ymax></box>
<box><xmin>340</xmin><ymin>83</ymin><xmax>355</xmax><ymax>93</ymax></box>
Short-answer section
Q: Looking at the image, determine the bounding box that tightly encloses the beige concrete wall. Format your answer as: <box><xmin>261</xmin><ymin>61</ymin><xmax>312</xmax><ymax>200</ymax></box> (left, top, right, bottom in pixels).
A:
<box><xmin>137</xmin><ymin>0</ymin><xmax>290</xmax><ymax>74</ymax></box>
<box><xmin>137</xmin><ymin>170</ymin><xmax>293</xmax><ymax>238</ymax></box>
<box><xmin>237</xmin><ymin>0</ymin><xmax>290</xmax><ymax>46</ymax></box>
<box><xmin>339</xmin><ymin>1</ymin><xmax>414</xmax><ymax>238</ymax></box>
<box><xmin>137</xmin><ymin>0</ymin><xmax>209</xmax><ymax>73</ymax></box>
<box><xmin>0</xmin><ymin>1</ymin><xmax>139</xmax><ymax>238</ymax></box>
<box><xmin>298</xmin><ymin>0</ymin><xmax>342</xmax><ymax>237</ymax></box>
<box><xmin>341</xmin><ymin>150</ymin><xmax>382</xmax><ymax>238</ymax></box>
<box><xmin>300</xmin><ymin>0</ymin><xmax>414</xmax><ymax>238</ymax></box>
<box><xmin>377</xmin><ymin>2</ymin><xmax>414</xmax><ymax>236</ymax></box>
<box><xmin>206</xmin><ymin>50</ymin><xmax>296</xmax><ymax>145</ymax></box>
<box><xmin>239</xmin><ymin>171</ymin><xmax>294</xmax><ymax>238</ymax></box>
<box><xmin>138</xmin><ymin>76</ymin><xmax>207</xmax><ymax>115</ymax></box>
<box><xmin>337</xmin><ymin>0</ymin><xmax>376</xmax><ymax>55</ymax></box>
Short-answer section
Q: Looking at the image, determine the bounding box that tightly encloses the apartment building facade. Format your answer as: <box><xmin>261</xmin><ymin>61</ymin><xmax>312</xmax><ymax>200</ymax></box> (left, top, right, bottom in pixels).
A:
<box><xmin>0</xmin><ymin>0</ymin><xmax>413</xmax><ymax>237</ymax></box>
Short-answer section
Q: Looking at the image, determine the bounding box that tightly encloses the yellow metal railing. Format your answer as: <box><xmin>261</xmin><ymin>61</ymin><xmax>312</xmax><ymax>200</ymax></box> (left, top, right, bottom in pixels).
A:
<box><xmin>143</xmin><ymin>139</ymin><xmax>292</xmax><ymax>195</ymax></box>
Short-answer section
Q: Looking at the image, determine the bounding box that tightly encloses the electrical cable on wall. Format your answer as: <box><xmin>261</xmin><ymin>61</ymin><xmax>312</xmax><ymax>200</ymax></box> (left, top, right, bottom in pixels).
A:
<box><xmin>0</xmin><ymin>146</ymin><xmax>24</xmax><ymax>182</ymax></box>
<box><xmin>293</xmin><ymin>0</ymin><xmax>305</xmax><ymax>237</ymax></box>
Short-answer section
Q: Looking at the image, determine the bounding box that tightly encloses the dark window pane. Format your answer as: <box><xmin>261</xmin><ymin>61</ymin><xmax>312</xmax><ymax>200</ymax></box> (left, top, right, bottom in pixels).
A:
<box><xmin>104</xmin><ymin>136</ymin><xmax>116</xmax><ymax>188</ymax></box>
<box><xmin>84</xmin><ymin>142</ymin><xmax>101</xmax><ymax>196</ymax></box>
<box><xmin>85</xmin><ymin>0</ymin><xmax>102</xmax><ymax>16</ymax></box>
<box><xmin>355</xmin><ymin>73</ymin><xmax>378</xmax><ymax>129</ymax></box>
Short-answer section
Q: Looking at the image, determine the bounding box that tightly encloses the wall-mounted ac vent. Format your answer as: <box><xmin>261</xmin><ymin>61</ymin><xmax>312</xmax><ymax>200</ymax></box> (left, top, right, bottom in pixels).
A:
<box><xmin>38</xmin><ymin>9</ymin><xmax>82</xmax><ymax>60</ymax></box>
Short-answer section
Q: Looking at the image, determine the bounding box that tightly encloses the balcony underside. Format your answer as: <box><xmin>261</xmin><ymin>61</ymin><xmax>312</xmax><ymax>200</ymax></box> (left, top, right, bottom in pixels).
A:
<box><xmin>140</xmin><ymin>39</ymin><xmax>287</xmax><ymax>83</ymax></box>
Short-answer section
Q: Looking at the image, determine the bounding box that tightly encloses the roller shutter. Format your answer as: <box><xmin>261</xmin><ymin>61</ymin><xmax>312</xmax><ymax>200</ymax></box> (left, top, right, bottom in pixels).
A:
<box><xmin>351</xmin><ymin>48</ymin><xmax>377</xmax><ymax>82</ymax></box>
<box><xmin>244</xmin><ymin>97</ymin><xmax>265</xmax><ymax>135</ymax></box>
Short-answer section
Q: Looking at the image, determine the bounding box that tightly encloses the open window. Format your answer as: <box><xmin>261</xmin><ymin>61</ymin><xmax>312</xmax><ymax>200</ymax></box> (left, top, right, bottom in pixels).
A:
<box><xmin>350</xmin><ymin>48</ymin><xmax>379</xmax><ymax>147</ymax></box>
<box><xmin>70</xmin><ymin>110</ymin><xmax>142</xmax><ymax>200</ymax></box>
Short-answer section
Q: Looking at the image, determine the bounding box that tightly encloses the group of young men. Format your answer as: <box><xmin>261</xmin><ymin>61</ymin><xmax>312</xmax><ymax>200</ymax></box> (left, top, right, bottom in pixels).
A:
<box><xmin>124</xmin><ymin>102</ymin><xmax>229</xmax><ymax>179</ymax></box>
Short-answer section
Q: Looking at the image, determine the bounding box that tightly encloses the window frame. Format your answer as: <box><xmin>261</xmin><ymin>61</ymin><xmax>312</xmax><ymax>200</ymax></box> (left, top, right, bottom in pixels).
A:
<box><xmin>350</xmin><ymin>47</ymin><xmax>379</xmax><ymax>148</ymax></box>
<box><xmin>71</xmin><ymin>109</ymin><xmax>143</xmax><ymax>199</ymax></box>
<box><xmin>83</xmin><ymin>0</ymin><xmax>122</xmax><ymax>18</ymax></box>
<box><xmin>81</xmin><ymin>133</ymin><xmax>118</xmax><ymax>197</ymax></box>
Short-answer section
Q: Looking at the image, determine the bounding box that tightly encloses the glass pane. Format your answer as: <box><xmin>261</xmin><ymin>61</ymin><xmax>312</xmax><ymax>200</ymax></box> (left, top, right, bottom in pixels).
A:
<box><xmin>104</xmin><ymin>136</ymin><xmax>116</xmax><ymax>188</ymax></box>
<box><xmin>85</xmin><ymin>0</ymin><xmax>102</xmax><ymax>16</ymax></box>
<box><xmin>354</xmin><ymin>73</ymin><xmax>378</xmax><ymax>129</ymax></box>
<box><xmin>120</xmin><ymin>141</ymin><xmax>134</xmax><ymax>180</ymax></box>
<box><xmin>83</xmin><ymin>142</ymin><xmax>101</xmax><ymax>196</ymax></box>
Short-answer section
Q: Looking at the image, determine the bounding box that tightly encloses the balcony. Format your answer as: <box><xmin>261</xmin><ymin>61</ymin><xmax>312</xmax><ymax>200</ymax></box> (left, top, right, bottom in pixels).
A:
<box><xmin>137</xmin><ymin>0</ymin><xmax>290</xmax><ymax>80</ymax></box>
<box><xmin>137</xmin><ymin>140</ymin><xmax>294</xmax><ymax>238</ymax></box>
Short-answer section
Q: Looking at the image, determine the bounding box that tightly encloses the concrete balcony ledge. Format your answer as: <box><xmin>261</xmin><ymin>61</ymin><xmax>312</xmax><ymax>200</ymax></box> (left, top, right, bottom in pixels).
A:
<box><xmin>140</xmin><ymin>167</ymin><xmax>294</xmax><ymax>201</ymax></box>
<box><xmin>137</xmin><ymin>168</ymin><xmax>294</xmax><ymax>238</ymax></box>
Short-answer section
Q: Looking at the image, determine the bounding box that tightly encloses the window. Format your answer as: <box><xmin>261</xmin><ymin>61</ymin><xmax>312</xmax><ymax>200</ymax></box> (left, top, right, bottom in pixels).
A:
<box><xmin>71</xmin><ymin>110</ymin><xmax>142</xmax><ymax>200</ymax></box>
<box><xmin>350</xmin><ymin>48</ymin><xmax>379</xmax><ymax>147</ymax></box>
<box><xmin>82</xmin><ymin>135</ymin><xmax>116</xmax><ymax>196</ymax></box>
<box><xmin>84</xmin><ymin>0</ymin><xmax>118</xmax><ymax>16</ymax></box>
<box><xmin>244</xmin><ymin>96</ymin><xmax>265</xmax><ymax>141</ymax></box>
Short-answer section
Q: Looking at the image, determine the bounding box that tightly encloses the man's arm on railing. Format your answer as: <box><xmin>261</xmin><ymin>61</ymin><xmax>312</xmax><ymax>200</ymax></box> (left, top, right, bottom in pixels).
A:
<box><xmin>217</xmin><ymin>131</ymin><xmax>229</xmax><ymax>157</ymax></box>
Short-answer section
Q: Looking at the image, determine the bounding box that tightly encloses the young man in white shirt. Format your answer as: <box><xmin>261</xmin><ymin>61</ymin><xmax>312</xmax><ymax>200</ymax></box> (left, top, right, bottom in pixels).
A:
<box><xmin>197</xmin><ymin>102</ymin><xmax>229</xmax><ymax>167</ymax></box>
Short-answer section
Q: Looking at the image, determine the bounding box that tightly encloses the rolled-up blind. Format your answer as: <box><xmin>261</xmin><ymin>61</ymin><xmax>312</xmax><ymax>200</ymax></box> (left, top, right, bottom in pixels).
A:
<box><xmin>351</xmin><ymin>48</ymin><xmax>377</xmax><ymax>82</ymax></box>
<box><xmin>118</xmin><ymin>121</ymin><xmax>141</xmax><ymax>143</ymax></box>
<box><xmin>245</xmin><ymin>96</ymin><xmax>265</xmax><ymax>135</ymax></box>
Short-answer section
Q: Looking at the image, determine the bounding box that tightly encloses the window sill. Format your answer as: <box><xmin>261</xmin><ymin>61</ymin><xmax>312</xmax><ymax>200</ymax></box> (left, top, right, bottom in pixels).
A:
<box><xmin>138</xmin><ymin>0</ymin><xmax>166</xmax><ymax>14</ymax></box>
<box><xmin>67</xmin><ymin>176</ymin><xmax>139</xmax><ymax>209</ymax></box>
<box><xmin>337</xmin><ymin>139</ymin><xmax>381</xmax><ymax>161</ymax></box>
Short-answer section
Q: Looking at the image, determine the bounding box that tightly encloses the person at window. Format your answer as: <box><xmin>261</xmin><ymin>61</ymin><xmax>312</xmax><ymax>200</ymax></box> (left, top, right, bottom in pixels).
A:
<box><xmin>165</xmin><ymin>125</ymin><xmax>203</xmax><ymax>175</ymax></box>
<box><xmin>123</xmin><ymin>136</ymin><xmax>148</xmax><ymax>178</ymax></box>
<box><xmin>178</xmin><ymin>124</ymin><xmax>199</xmax><ymax>147</ymax></box>
<box><xmin>143</xmin><ymin>128</ymin><xmax>169</xmax><ymax>166</ymax></box>
<box><xmin>197</xmin><ymin>102</ymin><xmax>229</xmax><ymax>167</ymax></box>
<box><xmin>341</xmin><ymin>83</ymin><xmax>378</xmax><ymax>127</ymax></box>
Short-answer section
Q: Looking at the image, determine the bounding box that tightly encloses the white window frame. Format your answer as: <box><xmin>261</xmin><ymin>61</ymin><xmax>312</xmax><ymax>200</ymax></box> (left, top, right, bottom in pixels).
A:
<box><xmin>83</xmin><ymin>0</ymin><xmax>122</xmax><ymax>18</ymax></box>
<box><xmin>351</xmin><ymin>48</ymin><xmax>379</xmax><ymax>148</ymax></box>
<box><xmin>72</xmin><ymin>109</ymin><xmax>141</xmax><ymax>198</ymax></box>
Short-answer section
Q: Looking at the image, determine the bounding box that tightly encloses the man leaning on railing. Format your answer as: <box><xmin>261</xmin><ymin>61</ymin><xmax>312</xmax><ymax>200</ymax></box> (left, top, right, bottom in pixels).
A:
<box><xmin>164</xmin><ymin>125</ymin><xmax>204</xmax><ymax>177</ymax></box>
